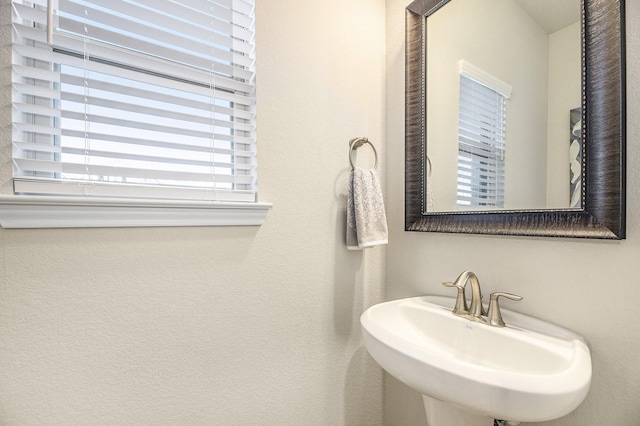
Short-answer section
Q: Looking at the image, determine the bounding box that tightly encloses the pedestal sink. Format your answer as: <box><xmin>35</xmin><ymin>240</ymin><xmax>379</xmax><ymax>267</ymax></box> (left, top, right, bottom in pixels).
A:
<box><xmin>360</xmin><ymin>296</ymin><xmax>591</xmax><ymax>425</ymax></box>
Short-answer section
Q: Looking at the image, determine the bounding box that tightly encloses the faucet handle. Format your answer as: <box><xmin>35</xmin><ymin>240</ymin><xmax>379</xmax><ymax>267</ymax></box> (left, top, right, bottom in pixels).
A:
<box><xmin>442</xmin><ymin>281</ymin><xmax>469</xmax><ymax>315</ymax></box>
<box><xmin>487</xmin><ymin>292</ymin><xmax>523</xmax><ymax>327</ymax></box>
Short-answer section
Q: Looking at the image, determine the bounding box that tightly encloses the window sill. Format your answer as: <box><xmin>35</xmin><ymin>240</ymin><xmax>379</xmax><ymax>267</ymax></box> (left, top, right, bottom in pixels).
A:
<box><xmin>0</xmin><ymin>196</ymin><xmax>272</xmax><ymax>229</ymax></box>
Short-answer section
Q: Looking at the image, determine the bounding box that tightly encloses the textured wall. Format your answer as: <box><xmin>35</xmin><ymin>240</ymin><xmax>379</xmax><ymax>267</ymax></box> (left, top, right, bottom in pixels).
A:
<box><xmin>0</xmin><ymin>0</ymin><xmax>386</xmax><ymax>424</ymax></box>
<box><xmin>385</xmin><ymin>0</ymin><xmax>640</xmax><ymax>425</ymax></box>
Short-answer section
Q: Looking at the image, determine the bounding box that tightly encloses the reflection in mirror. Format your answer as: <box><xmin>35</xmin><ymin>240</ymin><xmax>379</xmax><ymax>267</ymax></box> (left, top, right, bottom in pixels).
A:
<box><xmin>426</xmin><ymin>0</ymin><xmax>581</xmax><ymax>212</ymax></box>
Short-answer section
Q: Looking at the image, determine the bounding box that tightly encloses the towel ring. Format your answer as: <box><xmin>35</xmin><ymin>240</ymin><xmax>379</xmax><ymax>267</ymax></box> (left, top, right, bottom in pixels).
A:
<box><xmin>348</xmin><ymin>137</ymin><xmax>378</xmax><ymax>170</ymax></box>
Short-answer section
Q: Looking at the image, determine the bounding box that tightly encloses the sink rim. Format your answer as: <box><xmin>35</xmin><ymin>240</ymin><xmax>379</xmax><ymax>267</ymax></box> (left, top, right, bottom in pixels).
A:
<box><xmin>360</xmin><ymin>295</ymin><xmax>592</xmax><ymax>422</ymax></box>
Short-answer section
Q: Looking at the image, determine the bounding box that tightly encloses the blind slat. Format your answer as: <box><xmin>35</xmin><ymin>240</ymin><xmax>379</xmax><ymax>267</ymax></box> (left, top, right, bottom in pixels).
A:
<box><xmin>59</xmin><ymin>74</ymin><xmax>254</xmax><ymax>121</ymax></box>
<box><xmin>59</xmin><ymin>92</ymin><xmax>253</xmax><ymax>132</ymax></box>
<box><xmin>458</xmin><ymin>162</ymin><xmax>504</xmax><ymax>174</ymax></box>
<box><xmin>13</xmin><ymin>178</ymin><xmax>256</xmax><ymax>202</ymax></box>
<box><xmin>15</xmin><ymin>159</ymin><xmax>255</xmax><ymax>185</ymax></box>
<box><xmin>53</xmin><ymin>38</ymin><xmax>254</xmax><ymax>93</ymax></box>
<box><xmin>59</xmin><ymin>130</ymin><xmax>253</xmax><ymax>156</ymax></box>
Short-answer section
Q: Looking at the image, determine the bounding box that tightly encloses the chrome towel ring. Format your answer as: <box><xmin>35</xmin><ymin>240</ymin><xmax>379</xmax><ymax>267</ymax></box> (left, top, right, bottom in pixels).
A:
<box><xmin>348</xmin><ymin>137</ymin><xmax>378</xmax><ymax>170</ymax></box>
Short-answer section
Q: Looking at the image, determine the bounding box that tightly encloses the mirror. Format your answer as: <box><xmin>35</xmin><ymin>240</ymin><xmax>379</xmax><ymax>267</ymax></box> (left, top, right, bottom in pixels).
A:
<box><xmin>405</xmin><ymin>0</ymin><xmax>626</xmax><ymax>239</ymax></box>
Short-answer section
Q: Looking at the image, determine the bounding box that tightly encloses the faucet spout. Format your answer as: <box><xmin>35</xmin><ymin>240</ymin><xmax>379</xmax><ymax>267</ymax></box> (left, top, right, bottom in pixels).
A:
<box><xmin>452</xmin><ymin>271</ymin><xmax>486</xmax><ymax>319</ymax></box>
<box><xmin>443</xmin><ymin>271</ymin><xmax>520</xmax><ymax>327</ymax></box>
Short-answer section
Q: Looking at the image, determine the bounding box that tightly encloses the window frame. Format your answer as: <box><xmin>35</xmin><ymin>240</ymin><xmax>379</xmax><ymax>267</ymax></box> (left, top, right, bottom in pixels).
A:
<box><xmin>0</xmin><ymin>195</ymin><xmax>271</xmax><ymax>228</ymax></box>
<box><xmin>0</xmin><ymin>0</ymin><xmax>270</xmax><ymax>228</ymax></box>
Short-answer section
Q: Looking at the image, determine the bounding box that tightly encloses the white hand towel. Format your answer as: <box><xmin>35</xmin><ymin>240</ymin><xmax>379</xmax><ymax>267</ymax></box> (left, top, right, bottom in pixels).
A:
<box><xmin>346</xmin><ymin>167</ymin><xmax>388</xmax><ymax>250</ymax></box>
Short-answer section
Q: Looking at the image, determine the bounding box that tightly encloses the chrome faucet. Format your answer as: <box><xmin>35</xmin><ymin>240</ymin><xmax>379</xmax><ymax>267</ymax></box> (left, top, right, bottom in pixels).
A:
<box><xmin>443</xmin><ymin>271</ymin><xmax>522</xmax><ymax>327</ymax></box>
<box><xmin>443</xmin><ymin>271</ymin><xmax>486</xmax><ymax>323</ymax></box>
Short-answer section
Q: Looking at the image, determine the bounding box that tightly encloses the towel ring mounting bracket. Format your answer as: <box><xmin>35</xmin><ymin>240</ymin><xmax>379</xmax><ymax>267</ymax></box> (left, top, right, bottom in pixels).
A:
<box><xmin>348</xmin><ymin>137</ymin><xmax>378</xmax><ymax>170</ymax></box>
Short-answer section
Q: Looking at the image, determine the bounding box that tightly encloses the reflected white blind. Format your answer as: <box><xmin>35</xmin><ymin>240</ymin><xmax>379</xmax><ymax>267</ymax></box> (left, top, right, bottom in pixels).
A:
<box><xmin>457</xmin><ymin>74</ymin><xmax>507</xmax><ymax>208</ymax></box>
<box><xmin>11</xmin><ymin>0</ymin><xmax>256</xmax><ymax>202</ymax></box>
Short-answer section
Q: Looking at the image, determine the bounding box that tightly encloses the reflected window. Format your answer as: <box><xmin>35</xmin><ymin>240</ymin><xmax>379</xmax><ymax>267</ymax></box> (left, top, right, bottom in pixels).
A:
<box><xmin>456</xmin><ymin>61</ymin><xmax>511</xmax><ymax>208</ymax></box>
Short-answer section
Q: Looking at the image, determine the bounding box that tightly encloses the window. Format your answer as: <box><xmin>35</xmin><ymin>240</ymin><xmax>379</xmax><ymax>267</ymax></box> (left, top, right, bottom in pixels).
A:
<box><xmin>2</xmin><ymin>0</ymin><xmax>270</xmax><ymax>227</ymax></box>
<box><xmin>456</xmin><ymin>60</ymin><xmax>511</xmax><ymax>209</ymax></box>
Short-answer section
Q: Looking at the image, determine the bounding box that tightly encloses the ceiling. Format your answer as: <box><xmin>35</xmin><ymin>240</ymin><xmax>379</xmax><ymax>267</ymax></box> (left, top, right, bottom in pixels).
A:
<box><xmin>514</xmin><ymin>0</ymin><xmax>581</xmax><ymax>34</ymax></box>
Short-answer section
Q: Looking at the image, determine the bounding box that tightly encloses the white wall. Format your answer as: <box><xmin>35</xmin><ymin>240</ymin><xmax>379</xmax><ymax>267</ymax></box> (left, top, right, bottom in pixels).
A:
<box><xmin>386</xmin><ymin>1</ymin><xmax>640</xmax><ymax>425</ymax></box>
<box><xmin>0</xmin><ymin>0</ymin><xmax>386</xmax><ymax>424</ymax></box>
<box><xmin>546</xmin><ymin>22</ymin><xmax>582</xmax><ymax>208</ymax></box>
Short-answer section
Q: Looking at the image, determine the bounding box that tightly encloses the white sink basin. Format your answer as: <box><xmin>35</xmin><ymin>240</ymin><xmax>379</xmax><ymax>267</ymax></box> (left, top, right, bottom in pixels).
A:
<box><xmin>360</xmin><ymin>295</ymin><xmax>591</xmax><ymax>424</ymax></box>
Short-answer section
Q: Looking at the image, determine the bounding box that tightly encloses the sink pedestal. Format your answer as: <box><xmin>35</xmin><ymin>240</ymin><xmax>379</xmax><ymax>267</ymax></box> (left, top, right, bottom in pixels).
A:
<box><xmin>422</xmin><ymin>396</ymin><xmax>520</xmax><ymax>426</ymax></box>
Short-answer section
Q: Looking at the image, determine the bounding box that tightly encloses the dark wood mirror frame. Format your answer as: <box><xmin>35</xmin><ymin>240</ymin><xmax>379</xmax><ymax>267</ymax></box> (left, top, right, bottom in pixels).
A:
<box><xmin>405</xmin><ymin>0</ymin><xmax>626</xmax><ymax>239</ymax></box>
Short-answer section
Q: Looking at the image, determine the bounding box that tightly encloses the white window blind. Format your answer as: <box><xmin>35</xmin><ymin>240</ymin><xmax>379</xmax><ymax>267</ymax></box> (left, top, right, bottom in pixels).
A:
<box><xmin>11</xmin><ymin>0</ymin><xmax>256</xmax><ymax>203</ymax></box>
<box><xmin>456</xmin><ymin>61</ymin><xmax>510</xmax><ymax>209</ymax></box>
